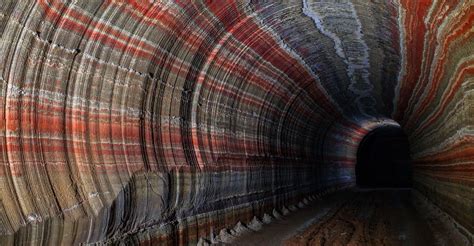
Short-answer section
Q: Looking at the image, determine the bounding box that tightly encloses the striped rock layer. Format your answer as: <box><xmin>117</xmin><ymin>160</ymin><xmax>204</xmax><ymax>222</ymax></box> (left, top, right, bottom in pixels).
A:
<box><xmin>0</xmin><ymin>0</ymin><xmax>472</xmax><ymax>244</ymax></box>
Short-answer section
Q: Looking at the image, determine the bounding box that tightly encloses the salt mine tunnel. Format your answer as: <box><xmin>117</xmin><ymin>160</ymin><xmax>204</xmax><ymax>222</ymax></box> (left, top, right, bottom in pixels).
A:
<box><xmin>0</xmin><ymin>0</ymin><xmax>473</xmax><ymax>245</ymax></box>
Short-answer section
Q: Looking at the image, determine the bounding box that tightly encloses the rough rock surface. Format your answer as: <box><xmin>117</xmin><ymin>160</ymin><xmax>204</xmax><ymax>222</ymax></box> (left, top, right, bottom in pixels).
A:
<box><xmin>0</xmin><ymin>0</ymin><xmax>472</xmax><ymax>244</ymax></box>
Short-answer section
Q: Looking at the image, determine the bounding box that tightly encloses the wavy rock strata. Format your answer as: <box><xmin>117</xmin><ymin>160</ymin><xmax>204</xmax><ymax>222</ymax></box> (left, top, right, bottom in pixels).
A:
<box><xmin>0</xmin><ymin>0</ymin><xmax>472</xmax><ymax>244</ymax></box>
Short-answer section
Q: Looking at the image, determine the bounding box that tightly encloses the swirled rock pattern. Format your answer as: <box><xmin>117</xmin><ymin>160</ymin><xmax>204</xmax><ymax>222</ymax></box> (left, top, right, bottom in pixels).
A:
<box><xmin>0</xmin><ymin>0</ymin><xmax>472</xmax><ymax>244</ymax></box>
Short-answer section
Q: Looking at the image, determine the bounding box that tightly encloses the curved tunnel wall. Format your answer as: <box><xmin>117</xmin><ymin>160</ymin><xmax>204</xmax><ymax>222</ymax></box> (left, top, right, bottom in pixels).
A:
<box><xmin>0</xmin><ymin>0</ymin><xmax>472</xmax><ymax>244</ymax></box>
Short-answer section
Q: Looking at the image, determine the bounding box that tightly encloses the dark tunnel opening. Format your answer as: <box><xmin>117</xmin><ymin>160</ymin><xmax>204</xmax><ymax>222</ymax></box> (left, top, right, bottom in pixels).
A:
<box><xmin>356</xmin><ymin>126</ymin><xmax>412</xmax><ymax>188</ymax></box>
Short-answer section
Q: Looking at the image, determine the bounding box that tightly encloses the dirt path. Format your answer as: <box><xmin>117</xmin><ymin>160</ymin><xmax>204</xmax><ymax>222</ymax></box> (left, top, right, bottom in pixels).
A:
<box><xmin>232</xmin><ymin>190</ymin><xmax>351</xmax><ymax>246</ymax></box>
<box><xmin>284</xmin><ymin>188</ymin><xmax>435</xmax><ymax>246</ymax></box>
<box><xmin>235</xmin><ymin>189</ymin><xmax>438</xmax><ymax>246</ymax></box>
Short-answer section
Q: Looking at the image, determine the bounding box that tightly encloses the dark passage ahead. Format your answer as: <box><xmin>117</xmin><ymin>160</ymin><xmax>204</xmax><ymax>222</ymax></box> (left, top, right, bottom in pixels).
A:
<box><xmin>356</xmin><ymin>126</ymin><xmax>412</xmax><ymax>187</ymax></box>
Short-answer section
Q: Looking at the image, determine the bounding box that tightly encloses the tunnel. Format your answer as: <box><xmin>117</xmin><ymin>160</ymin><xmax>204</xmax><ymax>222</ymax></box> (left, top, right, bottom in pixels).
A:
<box><xmin>356</xmin><ymin>126</ymin><xmax>412</xmax><ymax>188</ymax></box>
<box><xmin>0</xmin><ymin>0</ymin><xmax>472</xmax><ymax>245</ymax></box>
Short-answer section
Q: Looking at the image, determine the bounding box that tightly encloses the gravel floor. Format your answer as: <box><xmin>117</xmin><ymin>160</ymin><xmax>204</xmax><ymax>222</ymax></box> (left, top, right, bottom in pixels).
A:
<box><xmin>234</xmin><ymin>188</ymin><xmax>466</xmax><ymax>246</ymax></box>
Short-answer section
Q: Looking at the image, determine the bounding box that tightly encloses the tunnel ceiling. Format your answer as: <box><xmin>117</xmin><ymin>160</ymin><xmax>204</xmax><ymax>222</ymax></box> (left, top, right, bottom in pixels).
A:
<box><xmin>0</xmin><ymin>0</ymin><xmax>473</xmax><ymax>244</ymax></box>
<box><xmin>255</xmin><ymin>0</ymin><xmax>402</xmax><ymax>118</ymax></box>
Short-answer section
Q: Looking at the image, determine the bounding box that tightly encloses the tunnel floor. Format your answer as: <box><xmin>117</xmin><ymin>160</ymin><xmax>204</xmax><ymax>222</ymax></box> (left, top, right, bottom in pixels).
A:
<box><xmin>234</xmin><ymin>188</ymin><xmax>462</xmax><ymax>246</ymax></box>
